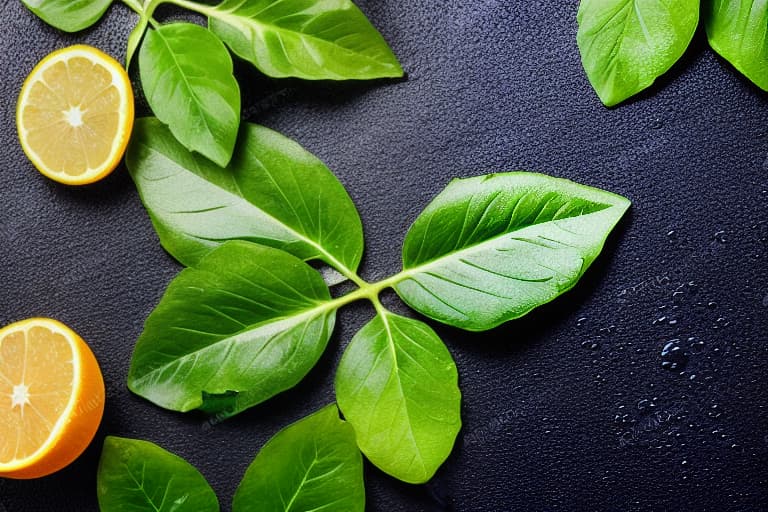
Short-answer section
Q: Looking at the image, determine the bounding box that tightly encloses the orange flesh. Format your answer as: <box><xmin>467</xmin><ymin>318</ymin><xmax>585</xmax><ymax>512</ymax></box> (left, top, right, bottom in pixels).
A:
<box><xmin>20</xmin><ymin>56</ymin><xmax>121</xmax><ymax>177</ymax></box>
<box><xmin>0</xmin><ymin>326</ymin><xmax>75</xmax><ymax>464</ymax></box>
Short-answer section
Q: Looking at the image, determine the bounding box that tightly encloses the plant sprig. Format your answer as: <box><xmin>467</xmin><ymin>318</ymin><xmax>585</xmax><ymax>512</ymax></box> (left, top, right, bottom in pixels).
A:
<box><xmin>98</xmin><ymin>405</ymin><xmax>365</xmax><ymax>512</ymax></box>
<box><xmin>577</xmin><ymin>0</ymin><xmax>768</xmax><ymax>106</ymax></box>
<box><xmin>125</xmin><ymin>117</ymin><xmax>631</xmax><ymax>483</ymax></box>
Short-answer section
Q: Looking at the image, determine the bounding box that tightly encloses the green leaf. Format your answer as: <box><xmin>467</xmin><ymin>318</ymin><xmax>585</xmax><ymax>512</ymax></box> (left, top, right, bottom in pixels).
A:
<box><xmin>395</xmin><ymin>173</ymin><xmax>631</xmax><ymax>331</ymax></box>
<box><xmin>194</xmin><ymin>0</ymin><xmax>403</xmax><ymax>79</ymax></box>
<box><xmin>577</xmin><ymin>0</ymin><xmax>699</xmax><ymax>106</ymax></box>
<box><xmin>335</xmin><ymin>311</ymin><xmax>461</xmax><ymax>484</ymax></box>
<box><xmin>125</xmin><ymin>14</ymin><xmax>149</xmax><ymax>70</ymax></box>
<box><xmin>127</xmin><ymin>241</ymin><xmax>337</xmax><ymax>417</ymax></box>
<box><xmin>97</xmin><ymin>436</ymin><xmax>219</xmax><ymax>512</ymax></box>
<box><xmin>22</xmin><ymin>0</ymin><xmax>111</xmax><ymax>33</ymax></box>
<box><xmin>704</xmin><ymin>0</ymin><xmax>768</xmax><ymax>90</ymax></box>
<box><xmin>233</xmin><ymin>404</ymin><xmax>365</xmax><ymax>512</ymax></box>
<box><xmin>126</xmin><ymin>118</ymin><xmax>364</xmax><ymax>273</ymax></box>
<box><xmin>139</xmin><ymin>23</ymin><xmax>241</xmax><ymax>167</ymax></box>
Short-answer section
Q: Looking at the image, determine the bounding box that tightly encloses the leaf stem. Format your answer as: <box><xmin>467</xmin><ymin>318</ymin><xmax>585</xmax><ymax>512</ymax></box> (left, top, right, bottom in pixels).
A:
<box><xmin>318</xmin><ymin>270</ymin><xmax>409</xmax><ymax>314</ymax></box>
<box><xmin>121</xmin><ymin>0</ymin><xmax>145</xmax><ymax>15</ymax></box>
<box><xmin>164</xmin><ymin>0</ymin><xmax>217</xmax><ymax>18</ymax></box>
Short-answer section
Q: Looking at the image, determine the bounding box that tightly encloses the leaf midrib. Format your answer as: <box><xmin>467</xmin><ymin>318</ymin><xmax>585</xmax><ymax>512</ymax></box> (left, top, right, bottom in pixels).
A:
<box><xmin>202</xmin><ymin>1</ymin><xmax>396</xmax><ymax>70</ymax></box>
<box><xmin>132</xmin><ymin>307</ymin><xmax>330</xmax><ymax>386</ymax></box>
<box><xmin>136</xmin><ymin>137</ymin><xmax>354</xmax><ymax>276</ymax></box>
<box><xmin>150</xmin><ymin>27</ymin><xmax>219</xmax><ymax>147</ymax></box>
<box><xmin>400</xmin><ymin>201</ymin><xmax>616</xmax><ymax>279</ymax></box>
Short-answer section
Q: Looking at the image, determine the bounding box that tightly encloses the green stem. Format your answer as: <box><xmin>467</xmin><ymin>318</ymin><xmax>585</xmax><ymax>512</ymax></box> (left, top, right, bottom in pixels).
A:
<box><xmin>164</xmin><ymin>0</ymin><xmax>218</xmax><ymax>17</ymax></box>
<box><xmin>317</xmin><ymin>270</ymin><xmax>408</xmax><ymax>314</ymax></box>
<box><xmin>121</xmin><ymin>0</ymin><xmax>145</xmax><ymax>15</ymax></box>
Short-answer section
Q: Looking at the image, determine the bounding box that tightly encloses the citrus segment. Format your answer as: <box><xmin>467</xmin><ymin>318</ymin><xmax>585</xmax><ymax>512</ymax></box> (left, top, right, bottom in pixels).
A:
<box><xmin>16</xmin><ymin>45</ymin><xmax>134</xmax><ymax>185</ymax></box>
<box><xmin>0</xmin><ymin>318</ymin><xmax>105</xmax><ymax>479</ymax></box>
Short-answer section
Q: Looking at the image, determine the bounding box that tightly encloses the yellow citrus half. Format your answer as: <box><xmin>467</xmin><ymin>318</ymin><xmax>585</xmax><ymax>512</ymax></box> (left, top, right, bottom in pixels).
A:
<box><xmin>0</xmin><ymin>318</ymin><xmax>105</xmax><ymax>479</ymax></box>
<box><xmin>16</xmin><ymin>44</ymin><xmax>134</xmax><ymax>185</ymax></box>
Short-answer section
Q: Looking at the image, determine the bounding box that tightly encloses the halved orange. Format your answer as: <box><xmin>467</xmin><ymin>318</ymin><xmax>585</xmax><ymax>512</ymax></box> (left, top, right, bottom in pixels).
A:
<box><xmin>16</xmin><ymin>45</ymin><xmax>134</xmax><ymax>185</ymax></box>
<box><xmin>0</xmin><ymin>318</ymin><xmax>105</xmax><ymax>479</ymax></box>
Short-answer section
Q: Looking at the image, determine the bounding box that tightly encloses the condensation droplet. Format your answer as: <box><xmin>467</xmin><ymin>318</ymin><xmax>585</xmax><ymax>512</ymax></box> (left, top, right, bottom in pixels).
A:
<box><xmin>661</xmin><ymin>339</ymin><xmax>689</xmax><ymax>371</ymax></box>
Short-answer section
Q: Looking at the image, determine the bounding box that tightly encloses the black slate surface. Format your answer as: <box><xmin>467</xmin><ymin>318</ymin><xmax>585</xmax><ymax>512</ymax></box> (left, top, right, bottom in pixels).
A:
<box><xmin>1</xmin><ymin>1</ymin><xmax>767</xmax><ymax>511</ymax></box>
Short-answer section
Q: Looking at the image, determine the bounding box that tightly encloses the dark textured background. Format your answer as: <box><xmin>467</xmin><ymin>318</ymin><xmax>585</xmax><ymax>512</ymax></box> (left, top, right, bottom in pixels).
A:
<box><xmin>1</xmin><ymin>1</ymin><xmax>766</xmax><ymax>511</ymax></box>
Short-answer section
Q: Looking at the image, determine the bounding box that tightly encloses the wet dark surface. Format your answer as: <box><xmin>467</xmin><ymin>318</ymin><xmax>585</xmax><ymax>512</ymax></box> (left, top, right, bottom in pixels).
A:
<box><xmin>1</xmin><ymin>1</ymin><xmax>767</xmax><ymax>511</ymax></box>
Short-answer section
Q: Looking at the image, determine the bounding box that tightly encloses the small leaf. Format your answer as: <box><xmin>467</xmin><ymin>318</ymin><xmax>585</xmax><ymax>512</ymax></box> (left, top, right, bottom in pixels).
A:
<box><xmin>97</xmin><ymin>436</ymin><xmax>219</xmax><ymax>512</ymax></box>
<box><xmin>205</xmin><ymin>0</ymin><xmax>403</xmax><ymax>79</ymax></box>
<box><xmin>335</xmin><ymin>311</ymin><xmax>461</xmax><ymax>484</ymax></box>
<box><xmin>577</xmin><ymin>0</ymin><xmax>699</xmax><ymax>106</ymax></box>
<box><xmin>233</xmin><ymin>404</ymin><xmax>364</xmax><ymax>512</ymax></box>
<box><xmin>704</xmin><ymin>0</ymin><xmax>768</xmax><ymax>90</ymax></box>
<box><xmin>395</xmin><ymin>173</ymin><xmax>630</xmax><ymax>331</ymax></box>
<box><xmin>127</xmin><ymin>241</ymin><xmax>336</xmax><ymax>417</ymax></box>
<box><xmin>126</xmin><ymin>15</ymin><xmax>149</xmax><ymax>70</ymax></box>
<box><xmin>126</xmin><ymin>118</ymin><xmax>364</xmax><ymax>273</ymax></box>
<box><xmin>139</xmin><ymin>23</ymin><xmax>240</xmax><ymax>166</ymax></box>
<box><xmin>22</xmin><ymin>0</ymin><xmax>111</xmax><ymax>33</ymax></box>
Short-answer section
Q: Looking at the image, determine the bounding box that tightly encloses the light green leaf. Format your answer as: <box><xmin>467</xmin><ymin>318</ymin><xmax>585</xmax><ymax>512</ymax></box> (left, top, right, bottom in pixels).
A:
<box><xmin>577</xmin><ymin>0</ymin><xmax>699</xmax><ymax>106</ymax></box>
<box><xmin>97</xmin><ymin>436</ymin><xmax>219</xmax><ymax>512</ymax></box>
<box><xmin>127</xmin><ymin>241</ymin><xmax>336</xmax><ymax>417</ymax></box>
<box><xmin>125</xmin><ymin>16</ymin><xmax>148</xmax><ymax>70</ymax></box>
<box><xmin>177</xmin><ymin>0</ymin><xmax>403</xmax><ymax>79</ymax></box>
<box><xmin>233</xmin><ymin>404</ymin><xmax>364</xmax><ymax>512</ymax></box>
<box><xmin>22</xmin><ymin>0</ymin><xmax>112</xmax><ymax>32</ymax></box>
<box><xmin>335</xmin><ymin>311</ymin><xmax>461</xmax><ymax>484</ymax></box>
<box><xmin>126</xmin><ymin>118</ymin><xmax>364</xmax><ymax>274</ymax></box>
<box><xmin>704</xmin><ymin>0</ymin><xmax>768</xmax><ymax>90</ymax></box>
<box><xmin>139</xmin><ymin>23</ymin><xmax>240</xmax><ymax>167</ymax></box>
<box><xmin>395</xmin><ymin>173</ymin><xmax>631</xmax><ymax>331</ymax></box>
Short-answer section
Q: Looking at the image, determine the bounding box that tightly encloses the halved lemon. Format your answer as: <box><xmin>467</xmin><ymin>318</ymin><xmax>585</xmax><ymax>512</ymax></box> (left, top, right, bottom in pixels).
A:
<box><xmin>16</xmin><ymin>45</ymin><xmax>134</xmax><ymax>185</ymax></box>
<box><xmin>0</xmin><ymin>318</ymin><xmax>105</xmax><ymax>479</ymax></box>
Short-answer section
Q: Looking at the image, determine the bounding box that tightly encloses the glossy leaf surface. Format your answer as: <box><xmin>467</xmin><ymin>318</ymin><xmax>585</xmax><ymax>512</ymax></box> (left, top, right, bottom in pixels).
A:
<box><xmin>127</xmin><ymin>241</ymin><xmax>336</xmax><ymax>417</ymax></box>
<box><xmin>577</xmin><ymin>0</ymin><xmax>699</xmax><ymax>106</ymax></box>
<box><xmin>396</xmin><ymin>173</ymin><xmax>631</xmax><ymax>331</ymax></box>
<box><xmin>204</xmin><ymin>0</ymin><xmax>403</xmax><ymax>79</ymax></box>
<box><xmin>233</xmin><ymin>404</ymin><xmax>364</xmax><ymax>512</ymax></box>
<box><xmin>139</xmin><ymin>23</ymin><xmax>240</xmax><ymax>166</ymax></box>
<box><xmin>335</xmin><ymin>312</ymin><xmax>461</xmax><ymax>484</ymax></box>
<box><xmin>22</xmin><ymin>0</ymin><xmax>111</xmax><ymax>32</ymax></box>
<box><xmin>704</xmin><ymin>0</ymin><xmax>768</xmax><ymax>90</ymax></box>
<box><xmin>97</xmin><ymin>436</ymin><xmax>219</xmax><ymax>512</ymax></box>
<box><xmin>126</xmin><ymin>118</ymin><xmax>364</xmax><ymax>272</ymax></box>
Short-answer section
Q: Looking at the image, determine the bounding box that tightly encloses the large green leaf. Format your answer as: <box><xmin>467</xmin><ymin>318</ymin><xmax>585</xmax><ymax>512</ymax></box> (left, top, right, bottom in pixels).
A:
<box><xmin>180</xmin><ymin>0</ymin><xmax>403</xmax><ymax>79</ymax></box>
<box><xmin>126</xmin><ymin>118</ymin><xmax>363</xmax><ymax>273</ymax></box>
<box><xmin>127</xmin><ymin>241</ymin><xmax>336</xmax><ymax>417</ymax></box>
<box><xmin>21</xmin><ymin>0</ymin><xmax>111</xmax><ymax>32</ymax></box>
<box><xmin>97</xmin><ymin>436</ymin><xmax>219</xmax><ymax>512</ymax></box>
<box><xmin>704</xmin><ymin>0</ymin><xmax>768</xmax><ymax>90</ymax></box>
<box><xmin>395</xmin><ymin>173</ymin><xmax>631</xmax><ymax>331</ymax></box>
<box><xmin>577</xmin><ymin>0</ymin><xmax>699</xmax><ymax>106</ymax></box>
<box><xmin>335</xmin><ymin>311</ymin><xmax>461</xmax><ymax>484</ymax></box>
<box><xmin>139</xmin><ymin>23</ymin><xmax>240</xmax><ymax>167</ymax></box>
<box><xmin>233</xmin><ymin>404</ymin><xmax>364</xmax><ymax>512</ymax></box>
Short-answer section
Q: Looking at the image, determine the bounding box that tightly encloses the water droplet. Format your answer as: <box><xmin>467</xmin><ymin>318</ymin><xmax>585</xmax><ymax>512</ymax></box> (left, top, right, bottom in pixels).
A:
<box><xmin>581</xmin><ymin>340</ymin><xmax>600</xmax><ymax>351</ymax></box>
<box><xmin>667</xmin><ymin>230</ymin><xmax>677</xmax><ymax>239</ymax></box>
<box><xmin>672</xmin><ymin>291</ymin><xmax>685</xmax><ymax>303</ymax></box>
<box><xmin>668</xmin><ymin>319</ymin><xmax>678</xmax><ymax>326</ymax></box>
<box><xmin>707</xmin><ymin>301</ymin><xmax>717</xmax><ymax>309</ymax></box>
<box><xmin>653</xmin><ymin>316</ymin><xmax>668</xmax><ymax>325</ymax></box>
<box><xmin>661</xmin><ymin>339</ymin><xmax>689</xmax><ymax>371</ymax></box>
<box><xmin>576</xmin><ymin>317</ymin><xmax>588</xmax><ymax>327</ymax></box>
<box><xmin>713</xmin><ymin>230</ymin><xmax>727</xmax><ymax>243</ymax></box>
